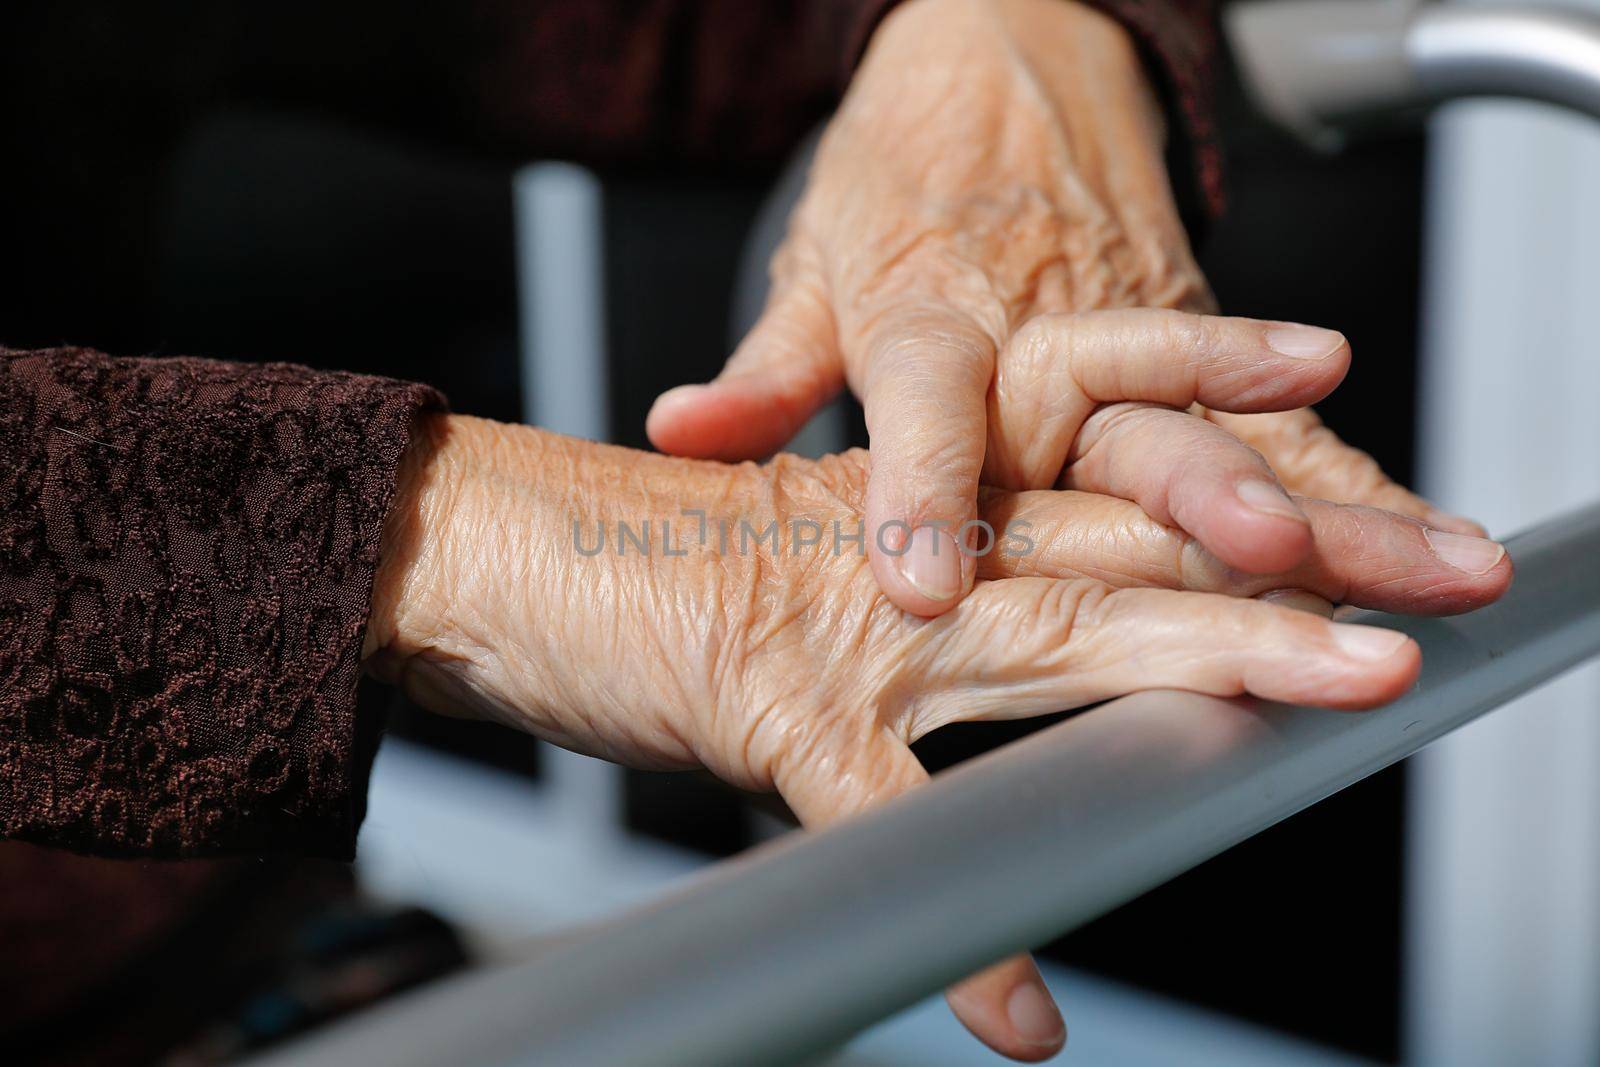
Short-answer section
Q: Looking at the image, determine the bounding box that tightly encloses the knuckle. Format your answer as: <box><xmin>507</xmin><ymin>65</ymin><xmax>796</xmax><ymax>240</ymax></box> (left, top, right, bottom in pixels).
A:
<box><xmin>1079</xmin><ymin>399</ymin><xmax>1163</xmax><ymax>442</ymax></box>
<box><xmin>1174</xmin><ymin>533</ymin><xmax>1234</xmax><ymax>593</ymax></box>
<box><xmin>867</xmin><ymin>422</ymin><xmax>985</xmax><ymax>497</ymax></box>
<box><xmin>1009</xmin><ymin>312</ymin><xmax>1072</xmax><ymax>362</ymax></box>
<box><xmin>871</xmin><ymin>328</ymin><xmax>994</xmax><ymax>391</ymax></box>
<box><xmin>1159</xmin><ymin>309</ymin><xmax>1221</xmax><ymax>365</ymax></box>
<box><xmin>760</xmin><ymin>705</ymin><xmax>840</xmax><ymax>799</ymax></box>
<box><xmin>1027</xmin><ymin>579</ymin><xmax>1108</xmax><ymax>651</ymax></box>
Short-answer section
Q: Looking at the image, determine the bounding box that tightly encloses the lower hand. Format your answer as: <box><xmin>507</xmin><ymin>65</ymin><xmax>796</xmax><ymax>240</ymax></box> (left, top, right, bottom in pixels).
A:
<box><xmin>364</xmin><ymin>414</ymin><xmax>1508</xmax><ymax>1061</ymax></box>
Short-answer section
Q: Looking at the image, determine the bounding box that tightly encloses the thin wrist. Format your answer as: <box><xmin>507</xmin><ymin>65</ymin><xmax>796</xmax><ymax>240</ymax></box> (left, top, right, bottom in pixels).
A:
<box><xmin>361</xmin><ymin>414</ymin><xmax>572</xmax><ymax>696</ymax></box>
<box><xmin>862</xmin><ymin>0</ymin><xmax>1165</xmax><ymax>159</ymax></box>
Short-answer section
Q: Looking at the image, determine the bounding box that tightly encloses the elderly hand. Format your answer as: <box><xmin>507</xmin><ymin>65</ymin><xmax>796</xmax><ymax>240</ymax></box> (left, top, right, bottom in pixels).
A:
<box><xmin>646</xmin><ymin>0</ymin><xmax>1483</xmax><ymax>619</ymax></box>
<box><xmin>364</xmin><ymin>412</ymin><xmax>1509</xmax><ymax>1062</ymax></box>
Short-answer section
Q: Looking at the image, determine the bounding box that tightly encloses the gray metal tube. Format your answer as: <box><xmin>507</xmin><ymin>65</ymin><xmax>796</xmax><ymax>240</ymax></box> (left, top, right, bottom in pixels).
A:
<box><xmin>256</xmin><ymin>502</ymin><xmax>1600</xmax><ymax>1067</ymax></box>
<box><xmin>1410</xmin><ymin>5</ymin><xmax>1600</xmax><ymax>116</ymax></box>
<box><xmin>1227</xmin><ymin>1</ymin><xmax>1600</xmax><ymax>147</ymax></box>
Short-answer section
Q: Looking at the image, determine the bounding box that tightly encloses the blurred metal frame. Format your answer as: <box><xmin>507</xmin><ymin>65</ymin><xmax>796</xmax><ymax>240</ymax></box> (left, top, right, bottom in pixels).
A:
<box><xmin>1408</xmin><ymin>2</ymin><xmax>1600</xmax><ymax>1059</ymax></box>
<box><xmin>1223</xmin><ymin>3</ymin><xmax>1600</xmax><ymax>1061</ymax></box>
<box><xmin>1227</xmin><ymin>0</ymin><xmax>1600</xmax><ymax>149</ymax></box>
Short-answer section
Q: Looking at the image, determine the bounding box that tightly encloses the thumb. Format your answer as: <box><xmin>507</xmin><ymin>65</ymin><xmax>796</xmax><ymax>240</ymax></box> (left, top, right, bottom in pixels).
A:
<box><xmin>861</xmin><ymin>313</ymin><xmax>994</xmax><ymax>616</ymax></box>
<box><xmin>775</xmin><ymin>724</ymin><xmax>1065</xmax><ymax>1063</ymax></box>
<box><xmin>646</xmin><ymin>283</ymin><xmax>843</xmax><ymax>461</ymax></box>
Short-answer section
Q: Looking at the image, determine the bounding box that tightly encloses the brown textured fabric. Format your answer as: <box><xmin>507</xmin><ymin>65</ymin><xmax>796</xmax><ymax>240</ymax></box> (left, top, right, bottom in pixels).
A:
<box><xmin>0</xmin><ymin>348</ymin><xmax>443</xmax><ymax>859</ymax></box>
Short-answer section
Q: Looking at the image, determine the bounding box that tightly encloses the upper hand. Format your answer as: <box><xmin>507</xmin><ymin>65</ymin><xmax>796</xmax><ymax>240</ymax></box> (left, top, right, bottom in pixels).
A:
<box><xmin>645</xmin><ymin>0</ymin><xmax>1485</xmax><ymax>620</ymax></box>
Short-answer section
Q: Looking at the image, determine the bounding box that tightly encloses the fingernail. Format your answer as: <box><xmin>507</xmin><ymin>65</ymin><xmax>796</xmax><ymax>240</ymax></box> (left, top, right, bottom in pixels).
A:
<box><xmin>1333</xmin><ymin>624</ymin><xmax>1412</xmax><ymax>661</ymax></box>
<box><xmin>1425</xmin><ymin>529</ymin><xmax>1506</xmax><ymax>575</ymax></box>
<box><xmin>1007</xmin><ymin>981</ymin><xmax>1065</xmax><ymax>1048</ymax></box>
<box><xmin>1236</xmin><ymin>479</ymin><xmax>1307</xmax><ymax>522</ymax></box>
<box><xmin>1265</xmin><ymin>324</ymin><xmax>1344</xmax><ymax>360</ymax></box>
<box><xmin>898</xmin><ymin>525</ymin><xmax>963</xmax><ymax>601</ymax></box>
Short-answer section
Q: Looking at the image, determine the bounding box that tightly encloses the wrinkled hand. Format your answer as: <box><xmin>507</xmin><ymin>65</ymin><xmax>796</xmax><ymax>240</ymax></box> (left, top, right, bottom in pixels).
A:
<box><xmin>364</xmin><ymin>414</ymin><xmax>1509</xmax><ymax>1062</ymax></box>
<box><xmin>646</xmin><ymin>0</ymin><xmax>1484</xmax><ymax>621</ymax></box>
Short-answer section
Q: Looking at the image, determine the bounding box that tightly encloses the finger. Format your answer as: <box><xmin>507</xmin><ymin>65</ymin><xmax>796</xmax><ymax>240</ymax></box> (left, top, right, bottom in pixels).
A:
<box><xmin>646</xmin><ymin>278</ymin><xmax>844</xmax><ymax>461</ymax></box>
<box><xmin>1205</xmin><ymin>408</ymin><xmax>1489</xmax><ymax>537</ymax></box>
<box><xmin>860</xmin><ymin>311</ymin><xmax>994</xmax><ymax>616</ymax></box>
<box><xmin>1064</xmin><ymin>402</ymin><xmax>1314</xmax><ymax>574</ymax></box>
<box><xmin>946</xmin><ymin>957</ymin><xmax>1067</xmax><ymax>1063</ymax></box>
<box><xmin>772</xmin><ymin>724</ymin><xmax>1064</xmax><ymax>1062</ymax></box>
<box><xmin>976</xmin><ymin>490</ymin><xmax>1511</xmax><ymax>615</ymax></box>
<box><xmin>770</xmin><ymin>721</ymin><xmax>929</xmax><ymax>828</ymax></box>
<box><xmin>908</xmin><ymin>579</ymin><xmax>1421</xmax><ymax>735</ymax></box>
<box><xmin>987</xmin><ymin>309</ymin><xmax>1350</xmax><ymax>490</ymax></box>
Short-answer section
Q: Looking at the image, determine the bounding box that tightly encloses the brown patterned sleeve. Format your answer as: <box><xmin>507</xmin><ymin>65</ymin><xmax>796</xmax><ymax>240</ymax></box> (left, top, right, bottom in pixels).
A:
<box><xmin>0</xmin><ymin>348</ymin><xmax>444</xmax><ymax>859</ymax></box>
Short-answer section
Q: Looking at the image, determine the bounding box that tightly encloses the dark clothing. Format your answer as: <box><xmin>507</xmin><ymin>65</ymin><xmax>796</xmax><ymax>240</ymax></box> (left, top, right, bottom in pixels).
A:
<box><xmin>0</xmin><ymin>348</ymin><xmax>440</xmax><ymax>858</ymax></box>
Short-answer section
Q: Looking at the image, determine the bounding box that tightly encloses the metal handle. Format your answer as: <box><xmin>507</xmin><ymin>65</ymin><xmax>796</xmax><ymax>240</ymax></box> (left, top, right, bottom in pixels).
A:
<box><xmin>1226</xmin><ymin>0</ymin><xmax>1600</xmax><ymax>148</ymax></box>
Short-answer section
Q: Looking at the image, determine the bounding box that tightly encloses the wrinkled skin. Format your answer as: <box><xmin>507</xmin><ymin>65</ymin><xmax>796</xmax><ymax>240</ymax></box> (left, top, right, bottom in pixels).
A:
<box><xmin>365</xmin><ymin>414</ymin><xmax>1510</xmax><ymax>1063</ymax></box>
<box><xmin>647</xmin><ymin>0</ymin><xmax>1485</xmax><ymax>624</ymax></box>
<box><xmin>633</xmin><ymin>0</ymin><xmax>1501</xmax><ymax>1053</ymax></box>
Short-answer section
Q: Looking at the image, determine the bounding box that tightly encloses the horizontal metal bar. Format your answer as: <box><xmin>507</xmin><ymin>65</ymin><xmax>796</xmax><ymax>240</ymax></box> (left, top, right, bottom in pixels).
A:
<box><xmin>257</xmin><ymin>501</ymin><xmax>1600</xmax><ymax>1067</ymax></box>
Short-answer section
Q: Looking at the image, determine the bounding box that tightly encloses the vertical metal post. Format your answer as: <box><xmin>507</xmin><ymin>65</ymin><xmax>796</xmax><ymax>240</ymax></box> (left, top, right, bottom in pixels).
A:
<box><xmin>513</xmin><ymin>162</ymin><xmax>625</xmax><ymax>843</ymax></box>
<box><xmin>1411</xmin><ymin>19</ymin><xmax>1600</xmax><ymax>1060</ymax></box>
